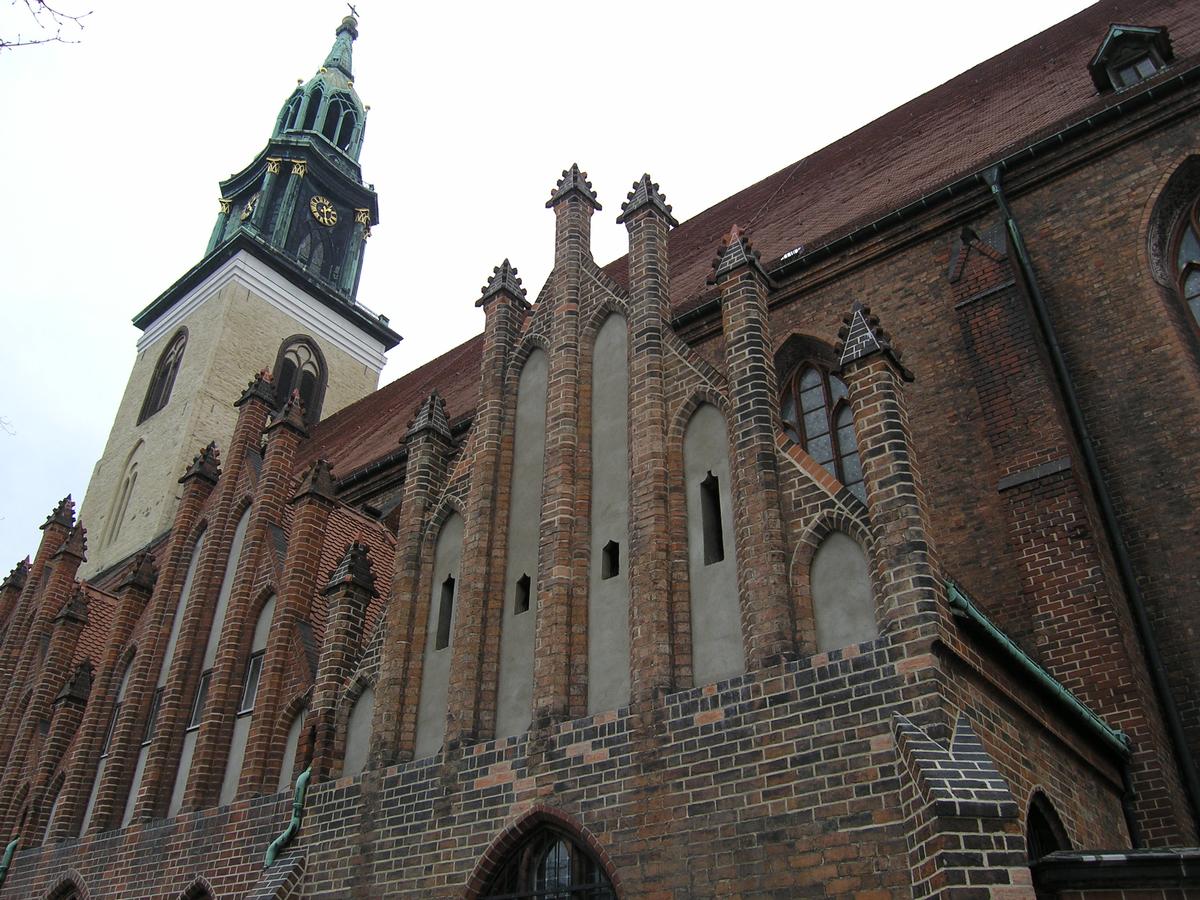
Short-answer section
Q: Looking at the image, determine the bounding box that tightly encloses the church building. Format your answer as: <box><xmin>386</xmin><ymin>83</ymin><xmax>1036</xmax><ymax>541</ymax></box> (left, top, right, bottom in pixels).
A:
<box><xmin>1</xmin><ymin>1</ymin><xmax>1200</xmax><ymax>896</ymax></box>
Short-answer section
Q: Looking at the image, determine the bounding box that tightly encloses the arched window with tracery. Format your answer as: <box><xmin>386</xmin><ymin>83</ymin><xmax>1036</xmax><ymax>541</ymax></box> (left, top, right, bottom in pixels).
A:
<box><xmin>1174</xmin><ymin>193</ymin><xmax>1200</xmax><ymax>327</ymax></box>
<box><xmin>321</xmin><ymin>93</ymin><xmax>358</xmax><ymax>153</ymax></box>
<box><xmin>272</xmin><ymin>336</ymin><xmax>327</xmax><ymax>424</ymax></box>
<box><xmin>138</xmin><ymin>329</ymin><xmax>186</xmax><ymax>424</ymax></box>
<box><xmin>780</xmin><ymin>364</ymin><xmax>865</xmax><ymax>501</ymax></box>
<box><xmin>483</xmin><ymin>827</ymin><xmax>616</xmax><ymax>899</ymax></box>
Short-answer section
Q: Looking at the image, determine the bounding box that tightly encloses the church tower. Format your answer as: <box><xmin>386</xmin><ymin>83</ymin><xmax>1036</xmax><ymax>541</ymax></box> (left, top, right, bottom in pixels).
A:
<box><xmin>78</xmin><ymin>16</ymin><xmax>400</xmax><ymax>578</ymax></box>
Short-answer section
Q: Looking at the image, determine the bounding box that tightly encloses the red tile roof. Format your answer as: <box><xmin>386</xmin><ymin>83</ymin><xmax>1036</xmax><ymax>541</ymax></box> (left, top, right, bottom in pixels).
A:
<box><xmin>300</xmin><ymin>333</ymin><xmax>483</xmax><ymax>478</ymax></box>
<box><xmin>302</xmin><ymin>0</ymin><xmax>1199</xmax><ymax>480</ymax></box>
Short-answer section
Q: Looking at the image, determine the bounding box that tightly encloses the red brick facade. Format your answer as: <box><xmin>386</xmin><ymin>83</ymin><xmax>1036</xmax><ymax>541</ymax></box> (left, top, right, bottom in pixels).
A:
<box><xmin>4</xmin><ymin>3</ymin><xmax>1200</xmax><ymax>897</ymax></box>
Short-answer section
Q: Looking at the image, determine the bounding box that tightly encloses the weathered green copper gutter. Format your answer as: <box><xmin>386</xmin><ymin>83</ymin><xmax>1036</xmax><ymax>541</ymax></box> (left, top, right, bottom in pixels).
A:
<box><xmin>0</xmin><ymin>837</ymin><xmax>18</xmax><ymax>891</ymax></box>
<box><xmin>265</xmin><ymin>766</ymin><xmax>312</xmax><ymax>868</ymax></box>
<box><xmin>946</xmin><ymin>581</ymin><xmax>1130</xmax><ymax>758</ymax></box>
<box><xmin>984</xmin><ymin>164</ymin><xmax>1200</xmax><ymax>836</ymax></box>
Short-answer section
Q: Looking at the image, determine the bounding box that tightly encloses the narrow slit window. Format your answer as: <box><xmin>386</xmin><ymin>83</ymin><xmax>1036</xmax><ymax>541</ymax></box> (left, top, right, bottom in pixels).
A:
<box><xmin>601</xmin><ymin>541</ymin><xmax>620</xmax><ymax>580</ymax></box>
<box><xmin>99</xmin><ymin>703</ymin><xmax>121</xmax><ymax>757</ymax></box>
<box><xmin>238</xmin><ymin>651</ymin><xmax>264</xmax><ymax>714</ymax></box>
<box><xmin>435</xmin><ymin>574</ymin><xmax>455</xmax><ymax>651</ymax></box>
<box><xmin>187</xmin><ymin>671</ymin><xmax>211</xmax><ymax>731</ymax></box>
<box><xmin>700</xmin><ymin>472</ymin><xmax>725</xmax><ymax>565</ymax></box>
<box><xmin>141</xmin><ymin>687</ymin><xmax>163</xmax><ymax>746</ymax></box>
<box><xmin>515</xmin><ymin>574</ymin><xmax>531</xmax><ymax>614</ymax></box>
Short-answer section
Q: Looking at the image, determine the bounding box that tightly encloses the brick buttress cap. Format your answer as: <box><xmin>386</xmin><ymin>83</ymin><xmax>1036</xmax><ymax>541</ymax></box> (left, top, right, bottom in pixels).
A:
<box><xmin>119</xmin><ymin>552</ymin><xmax>158</xmax><ymax>593</ymax></box>
<box><xmin>546</xmin><ymin>163</ymin><xmax>601</xmax><ymax>211</ymax></box>
<box><xmin>405</xmin><ymin>393</ymin><xmax>451</xmax><ymax>441</ymax></box>
<box><xmin>294</xmin><ymin>458</ymin><xmax>338</xmax><ymax>503</ymax></box>
<box><xmin>54</xmin><ymin>661</ymin><xmax>93</xmax><ymax>705</ymax></box>
<box><xmin>709</xmin><ymin>224</ymin><xmax>768</xmax><ymax>284</ymax></box>
<box><xmin>616</xmin><ymin>173</ymin><xmax>678</xmax><ymax>227</ymax></box>
<box><xmin>835</xmin><ymin>300</ymin><xmax>913</xmax><ymax>381</ymax></box>
<box><xmin>41</xmin><ymin>495</ymin><xmax>75</xmax><ymax>531</ymax></box>
<box><xmin>180</xmin><ymin>441</ymin><xmax>222</xmax><ymax>485</ymax></box>
<box><xmin>236</xmin><ymin>368</ymin><xmax>277</xmax><ymax>409</ymax></box>
<box><xmin>477</xmin><ymin>259</ymin><xmax>529</xmax><ymax>308</ymax></box>
<box><xmin>323</xmin><ymin>542</ymin><xmax>378</xmax><ymax>597</ymax></box>
<box><xmin>1</xmin><ymin>558</ymin><xmax>30</xmax><ymax>593</ymax></box>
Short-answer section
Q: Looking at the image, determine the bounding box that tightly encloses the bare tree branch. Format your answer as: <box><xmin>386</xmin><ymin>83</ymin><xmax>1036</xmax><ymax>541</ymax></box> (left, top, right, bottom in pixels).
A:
<box><xmin>1</xmin><ymin>0</ymin><xmax>91</xmax><ymax>51</ymax></box>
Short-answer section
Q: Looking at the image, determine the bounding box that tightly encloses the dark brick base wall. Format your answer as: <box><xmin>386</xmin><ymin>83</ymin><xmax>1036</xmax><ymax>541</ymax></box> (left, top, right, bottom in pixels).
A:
<box><xmin>4</xmin><ymin>632</ymin><xmax>1125</xmax><ymax>899</ymax></box>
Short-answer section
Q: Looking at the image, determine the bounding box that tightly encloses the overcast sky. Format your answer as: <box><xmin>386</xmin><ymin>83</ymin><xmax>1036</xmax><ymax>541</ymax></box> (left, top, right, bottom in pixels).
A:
<box><xmin>0</xmin><ymin>0</ymin><xmax>1094</xmax><ymax>569</ymax></box>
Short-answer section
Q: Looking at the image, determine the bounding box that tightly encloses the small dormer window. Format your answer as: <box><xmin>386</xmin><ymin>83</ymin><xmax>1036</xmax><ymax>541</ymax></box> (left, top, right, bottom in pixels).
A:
<box><xmin>1113</xmin><ymin>54</ymin><xmax>1160</xmax><ymax>88</ymax></box>
<box><xmin>1089</xmin><ymin>24</ymin><xmax>1173</xmax><ymax>93</ymax></box>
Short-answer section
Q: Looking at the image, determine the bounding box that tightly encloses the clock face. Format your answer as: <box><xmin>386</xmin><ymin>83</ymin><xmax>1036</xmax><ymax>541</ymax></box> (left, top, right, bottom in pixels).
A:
<box><xmin>310</xmin><ymin>196</ymin><xmax>338</xmax><ymax>227</ymax></box>
<box><xmin>240</xmin><ymin>193</ymin><xmax>259</xmax><ymax>221</ymax></box>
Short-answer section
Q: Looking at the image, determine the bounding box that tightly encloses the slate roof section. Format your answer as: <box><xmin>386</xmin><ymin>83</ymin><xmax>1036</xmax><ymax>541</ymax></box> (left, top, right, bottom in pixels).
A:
<box><xmin>295</xmin><ymin>0</ymin><xmax>1199</xmax><ymax>482</ymax></box>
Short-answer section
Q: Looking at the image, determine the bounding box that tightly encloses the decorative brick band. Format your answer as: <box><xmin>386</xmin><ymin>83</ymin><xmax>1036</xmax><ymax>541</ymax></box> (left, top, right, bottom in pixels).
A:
<box><xmin>996</xmin><ymin>456</ymin><xmax>1072</xmax><ymax>492</ymax></box>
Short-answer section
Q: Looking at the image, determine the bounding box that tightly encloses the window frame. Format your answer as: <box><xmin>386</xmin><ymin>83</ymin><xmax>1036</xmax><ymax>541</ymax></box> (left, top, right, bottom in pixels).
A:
<box><xmin>271</xmin><ymin>335</ymin><xmax>328</xmax><ymax>424</ymax></box>
<box><xmin>779</xmin><ymin>362</ymin><xmax>865</xmax><ymax>499</ymax></box>
<box><xmin>137</xmin><ymin>329</ymin><xmax>187</xmax><ymax>425</ymax></box>
<box><xmin>1172</xmin><ymin>193</ymin><xmax>1200</xmax><ymax>338</ymax></box>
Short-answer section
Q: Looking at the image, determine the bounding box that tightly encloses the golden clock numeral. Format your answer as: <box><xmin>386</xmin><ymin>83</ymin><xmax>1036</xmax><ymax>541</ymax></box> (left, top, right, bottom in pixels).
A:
<box><xmin>310</xmin><ymin>195</ymin><xmax>338</xmax><ymax>227</ymax></box>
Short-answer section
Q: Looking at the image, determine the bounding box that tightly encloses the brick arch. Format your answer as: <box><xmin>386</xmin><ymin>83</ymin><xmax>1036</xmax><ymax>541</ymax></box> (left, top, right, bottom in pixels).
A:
<box><xmin>425</xmin><ymin>494</ymin><xmax>467</xmax><ymax>544</ymax></box>
<box><xmin>1023</xmin><ymin>787</ymin><xmax>1073</xmax><ymax>860</ymax></box>
<box><xmin>332</xmin><ymin>671</ymin><xmax>376</xmax><ymax>779</ymax></box>
<box><xmin>44</xmin><ymin>870</ymin><xmax>91</xmax><ymax>900</ymax></box>
<box><xmin>1141</xmin><ymin>152</ymin><xmax>1200</xmax><ymax>288</ymax></box>
<box><xmin>579</xmin><ymin>296</ymin><xmax>630</xmax><ymax>344</ymax></box>
<box><xmin>774</xmin><ymin>331</ymin><xmax>839</xmax><ymax>382</ymax></box>
<box><xmin>789</xmin><ymin>512</ymin><xmax>877</xmax><ymax>655</ymax></box>
<box><xmin>504</xmin><ymin>333</ymin><xmax>551</xmax><ymax>396</ymax></box>
<box><xmin>463</xmin><ymin>804</ymin><xmax>622</xmax><ymax>899</ymax></box>
<box><xmin>175</xmin><ymin>874</ymin><xmax>216</xmax><ymax>899</ymax></box>
<box><xmin>667</xmin><ymin>388</ymin><xmax>731</xmax><ymax>446</ymax></box>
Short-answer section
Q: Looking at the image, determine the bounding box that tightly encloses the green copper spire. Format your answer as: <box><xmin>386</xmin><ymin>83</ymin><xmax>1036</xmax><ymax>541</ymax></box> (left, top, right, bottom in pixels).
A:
<box><xmin>271</xmin><ymin>15</ymin><xmax>367</xmax><ymax>159</ymax></box>
<box><xmin>324</xmin><ymin>16</ymin><xmax>357</xmax><ymax>77</ymax></box>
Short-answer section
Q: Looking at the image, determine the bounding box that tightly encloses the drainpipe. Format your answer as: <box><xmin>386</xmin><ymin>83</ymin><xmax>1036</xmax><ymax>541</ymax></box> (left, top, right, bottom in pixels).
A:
<box><xmin>264</xmin><ymin>766</ymin><xmax>312</xmax><ymax>868</ymax></box>
<box><xmin>985</xmin><ymin>165</ymin><xmax>1200</xmax><ymax>839</ymax></box>
<box><xmin>0</xmin><ymin>837</ymin><xmax>18</xmax><ymax>891</ymax></box>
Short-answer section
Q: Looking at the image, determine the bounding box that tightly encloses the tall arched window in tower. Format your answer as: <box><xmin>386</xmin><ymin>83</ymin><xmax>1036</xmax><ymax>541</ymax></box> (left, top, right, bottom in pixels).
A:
<box><xmin>780</xmin><ymin>364</ymin><xmax>864</xmax><ymax>501</ymax></box>
<box><xmin>138</xmin><ymin>329</ymin><xmax>186</xmax><ymax>424</ymax></box>
<box><xmin>103</xmin><ymin>441</ymin><xmax>142</xmax><ymax>548</ymax></box>
<box><xmin>1174</xmin><ymin>192</ymin><xmax>1200</xmax><ymax>327</ymax></box>
<box><xmin>272</xmin><ymin>337</ymin><xmax>327</xmax><ymax>424</ymax></box>
<box><xmin>483</xmin><ymin>826</ymin><xmax>617</xmax><ymax>899</ymax></box>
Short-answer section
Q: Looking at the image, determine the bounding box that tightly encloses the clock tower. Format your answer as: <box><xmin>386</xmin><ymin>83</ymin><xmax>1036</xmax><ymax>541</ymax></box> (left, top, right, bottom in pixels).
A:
<box><xmin>78</xmin><ymin>16</ymin><xmax>400</xmax><ymax>578</ymax></box>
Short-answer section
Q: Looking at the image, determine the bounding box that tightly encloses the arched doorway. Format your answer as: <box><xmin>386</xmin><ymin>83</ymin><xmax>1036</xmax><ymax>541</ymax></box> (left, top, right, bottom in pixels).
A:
<box><xmin>481</xmin><ymin>825</ymin><xmax>617</xmax><ymax>899</ymax></box>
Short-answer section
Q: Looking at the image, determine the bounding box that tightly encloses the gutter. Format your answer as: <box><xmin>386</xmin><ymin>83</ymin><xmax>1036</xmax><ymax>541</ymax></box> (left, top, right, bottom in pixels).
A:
<box><xmin>0</xmin><ymin>837</ymin><xmax>17</xmax><ymax>891</ymax></box>
<box><xmin>265</xmin><ymin>766</ymin><xmax>312</xmax><ymax>868</ymax></box>
<box><xmin>946</xmin><ymin>581</ymin><xmax>1129</xmax><ymax>759</ymax></box>
<box><xmin>984</xmin><ymin>166</ymin><xmax>1200</xmax><ymax>835</ymax></box>
<box><xmin>767</xmin><ymin>60</ymin><xmax>1200</xmax><ymax>283</ymax></box>
<box><xmin>948</xmin><ymin>579</ymin><xmax>1143</xmax><ymax>845</ymax></box>
<box><xmin>666</xmin><ymin>57</ymin><xmax>1200</xmax><ymax>336</ymax></box>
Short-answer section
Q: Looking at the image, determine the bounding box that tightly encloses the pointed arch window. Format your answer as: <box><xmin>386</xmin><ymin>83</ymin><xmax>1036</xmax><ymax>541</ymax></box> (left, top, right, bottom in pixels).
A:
<box><xmin>278</xmin><ymin>91</ymin><xmax>303</xmax><ymax>134</ymax></box>
<box><xmin>483</xmin><ymin>826</ymin><xmax>616</xmax><ymax>899</ymax></box>
<box><xmin>138</xmin><ymin>329</ymin><xmax>186</xmax><ymax>424</ymax></box>
<box><xmin>302</xmin><ymin>86</ymin><xmax>323</xmax><ymax>131</ymax></box>
<box><xmin>781</xmin><ymin>364</ymin><xmax>864</xmax><ymax>500</ymax></box>
<box><xmin>272</xmin><ymin>336</ymin><xmax>327</xmax><ymax>424</ymax></box>
<box><xmin>321</xmin><ymin>93</ymin><xmax>358</xmax><ymax>153</ymax></box>
<box><xmin>1175</xmin><ymin>192</ymin><xmax>1200</xmax><ymax>328</ymax></box>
